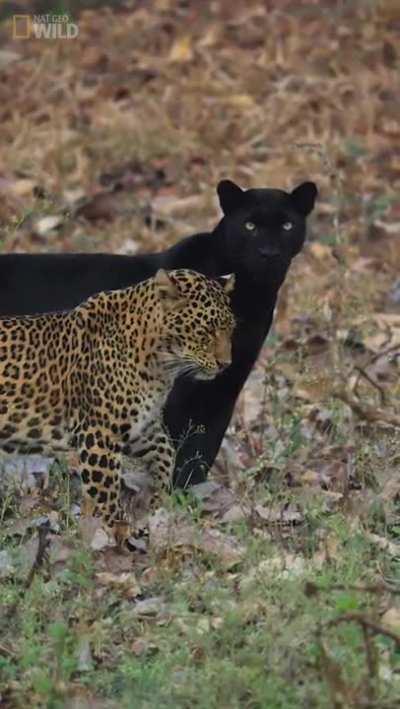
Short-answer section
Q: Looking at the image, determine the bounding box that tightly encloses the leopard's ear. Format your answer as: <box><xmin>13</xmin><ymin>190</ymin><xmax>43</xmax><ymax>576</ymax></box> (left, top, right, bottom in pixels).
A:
<box><xmin>217</xmin><ymin>180</ymin><xmax>245</xmax><ymax>215</ymax></box>
<box><xmin>154</xmin><ymin>269</ymin><xmax>184</xmax><ymax>310</ymax></box>
<box><xmin>218</xmin><ymin>273</ymin><xmax>235</xmax><ymax>295</ymax></box>
<box><xmin>154</xmin><ymin>269</ymin><xmax>180</xmax><ymax>298</ymax></box>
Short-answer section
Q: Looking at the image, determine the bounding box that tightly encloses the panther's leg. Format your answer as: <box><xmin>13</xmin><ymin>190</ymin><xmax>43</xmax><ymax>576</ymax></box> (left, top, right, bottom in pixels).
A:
<box><xmin>76</xmin><ymin>426</ymin><xmax>125</xmax><ymax>530</ymax></box>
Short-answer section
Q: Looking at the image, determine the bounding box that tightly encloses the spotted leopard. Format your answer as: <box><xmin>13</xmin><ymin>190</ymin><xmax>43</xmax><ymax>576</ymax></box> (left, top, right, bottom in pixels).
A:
<box><xmin>0</xmin><ymin>269</ymin><xmax>235</xmax><ymax>535</ymax></box>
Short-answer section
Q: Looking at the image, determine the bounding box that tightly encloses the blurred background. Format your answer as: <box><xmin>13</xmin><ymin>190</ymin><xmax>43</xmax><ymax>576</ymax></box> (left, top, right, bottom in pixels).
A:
<box><xmin>0</xmin><ymin>0</ymin><xmax>398</xmax><ymax>258</ymax></box>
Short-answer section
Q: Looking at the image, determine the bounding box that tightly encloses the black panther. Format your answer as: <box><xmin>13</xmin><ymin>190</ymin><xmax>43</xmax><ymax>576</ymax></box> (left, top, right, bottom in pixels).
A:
<box><xmin>0</xmin><ymin>179</ymin><xmax>317</xmax><ymax>486</ymax></box>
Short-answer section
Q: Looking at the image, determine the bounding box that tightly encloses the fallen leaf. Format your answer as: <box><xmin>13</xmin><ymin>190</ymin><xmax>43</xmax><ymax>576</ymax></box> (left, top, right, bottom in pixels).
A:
<box><xmin>34</xmin><ymin>215</ymin><xmax>64</xmax><ymax>236</ymax></box>
<box><xmin>197</xmin><ymin>528</ymin><xmax>244</xmax><ymax>569</ymax></box>
<box><xmin>10</xmin><ymin>178</ymin><xmax>37</xmax><ymax>198</ymax></box>
<box><xmin>240</xmin><ymin>554</ymin><xmax>309</xmax><ymax>591</ymax></box>
<box><xmin>148</xmin><ymin>509</ymin><xmax>244</xmax><ymax>568</ymax></box>
<box><xmin>152</xmin><ymin>194</ymin><xmax>204</xmax><ymax>217</ymax></box>
<box><xmin>255</xmin><ymin>503</ymin><xmax>303</xmax><ymax>525</ymax></box>
<box><xmin>0</xmin><ymin>50</ymin><xmax>21</xmax><ymax>69</ymax></box>
<box><xmin>79</xmin><ymin>517</ymin><xmax>115</xmax><ymax>550</ymax></box>
<box><xmin>190</xmin><ymin>481</ymin><xmax>236</xmax><ymax>515</ymax></box>
<box><xmin>131</xmin><ymin>638</ymin><xmax>157</xmax><ymax>656</ymax></box>
<box><xmin>366</xmin><ymin>532</ymin><xmax>399</xmax><ymax>557</ymax></box>
<box><xmin>221</xmin><ymin>504</ymin><xmax>248</xmax><ymax>523</ymax></box>
<box><xmin>132</xmin><ymin>597</ymin><xmax>166</xmax><ymax>617</ymax></box>
<box><xmin>227</xmin><ymin>94</ymin><xmax>255</xmax><ymax>109</ymax></box>
<box><xmin>95</xmin><ymin>571</ymin><xmax>141</xmax><ymax>598</ymax></box>
<box><xmin>381</xmin><ymin>607</ymin><xmax>400</xmax><ymax>633</ymax></box>
<box><xmin>169</xmin><ymin>36</ymin><xmax>193</xmax><ymax>63</ymax></box>
<box><xmin>49</xmin><ymin>539</ymin><xmax>74</xmax><ymax>565</ymax></box>
<box><xmin>0</xmin><ymin>550</ymin><xmax>14</xmax><ymax>579</ymax></box>
<box><xmin>75</xmin><ymin>192</ymin><xmax>118</xmax><ymax>222</ymax></box>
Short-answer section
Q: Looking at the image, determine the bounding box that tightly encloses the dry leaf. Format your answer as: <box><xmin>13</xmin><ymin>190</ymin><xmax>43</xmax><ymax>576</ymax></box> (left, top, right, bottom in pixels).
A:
<box><xmin>169</xmin><ymin>36</ymin><xmax>193</xmax><ymax>63</ymax></box>
<box><xmin>221</xmin><ymin>504</ymin><xmax>248</xmax><ymax>523</ymax></box>
<box><xmin>95</xmin><ymin>571</ymin><xmax>141</xmax><ymax>598</ymax></box>
<box><xmin>255</xmin><ymin>503</ymin><xmax>303</xmax><ymax>525</ymax></box>
<box><xmin>0</xmin><ymin>50</ymin><xmax>21</xmax><ymax>69</ymax></box>
<box><xmin>148</xmin><ymin>509</ymin><xmax>244</xmax><ymax>568</ymax></box>
<box><xmin>197</xmin><ymin>528</ymin><xmax>244</xmax><ymax>569</ymax></box>
<box><xmin>381</xmin><ymin>608</ymin><xmax>400</xmax><ymax>633</ymax></box>
<box><xmin>79</xmin><ymin>517</ymin><xmax>115</xmax><ymax>550</ymax></box>
<box><xmin>190</xmin><ymin>481</ymin><xmax>236</xmax><ymax>515</ymax></box>
<box><xmin>241</xmin><ymin>554</ymin><xmax>308</xmax><ymax>590</ymax></box>
<box><xmin>132</xmin><ymin>597</ymin><xmax>166</xmax><ymax>617</ymax></box>
<box><xmin>131</xmin><ymin>638</ymin><xmax>157</xmax><ymax>656</ymax></box>
<box><xmin>0</xmin><ymin>550</ymin><xmax>14</xmax><ymax>580</ymax></box>
<box><xmin>34</xmin><ymin>215</ymin><xmax>63</xmax><ymax>236</ymax></box>
<box><xmin>366</xmin><ymin>532</ymin><xmax>399</xmax><ymax>557</ymax></box>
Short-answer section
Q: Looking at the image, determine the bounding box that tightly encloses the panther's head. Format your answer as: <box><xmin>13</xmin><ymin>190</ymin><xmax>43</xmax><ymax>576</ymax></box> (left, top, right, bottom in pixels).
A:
<box><xmin>216</xmin><ymin>179</ymin><xmax>318</xmax><ymax>283</ymax></box>
<box><xmin>154</xmin><ymin>268</ymin><xmax>235</xmax><ymax>381</ymax></box>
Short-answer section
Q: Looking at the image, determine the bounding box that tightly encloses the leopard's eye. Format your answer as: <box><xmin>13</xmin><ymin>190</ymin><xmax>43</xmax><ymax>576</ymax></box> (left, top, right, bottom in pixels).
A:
<box><xmin>200</xmin><ymin>333</ymin><xmax>212</xmax><ymax>346</ymax></box>
<box><xmin>282</xmin><ymin>221</ymin><xmax>293</xmax><ymax>231</ymax></box>
<box><xmin>245</xmin><ymin>221</ymin><xmax>256</xmax><ymax>231</ymax></box>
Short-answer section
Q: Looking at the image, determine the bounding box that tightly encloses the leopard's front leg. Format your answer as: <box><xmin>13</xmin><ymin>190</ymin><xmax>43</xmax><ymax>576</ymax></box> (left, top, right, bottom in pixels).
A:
<box><xmin>76</xmin><ymin>425</ymin><xmax>127</xmax><ymax>534</ymax></box>
<box><xmin>123</xmin><ymin>417</ymin><xmax>176</xmax><ymax>503</ymax></box>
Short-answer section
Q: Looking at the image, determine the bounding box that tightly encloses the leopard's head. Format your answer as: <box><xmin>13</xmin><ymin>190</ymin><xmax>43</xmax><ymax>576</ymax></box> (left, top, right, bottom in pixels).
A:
<box><xmin>154</xmin><ymin>268</ymin><xmax>235</xmax><ymax>381</ymax></box>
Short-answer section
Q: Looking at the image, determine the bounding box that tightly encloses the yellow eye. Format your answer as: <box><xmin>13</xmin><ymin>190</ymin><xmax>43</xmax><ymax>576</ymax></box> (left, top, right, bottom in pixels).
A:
<box><xmin>283</xmin><ymin>221</ymin><xmax>293</xmax><ymax>231</ymax></box>
<box><xmin>245</xmin><ymin>222</ymin><xmax>256</xmax><ymax>231</ymax></box>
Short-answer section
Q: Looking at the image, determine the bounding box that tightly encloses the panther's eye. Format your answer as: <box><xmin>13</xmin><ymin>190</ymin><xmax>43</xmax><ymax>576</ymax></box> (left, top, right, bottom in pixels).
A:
<box><xmin>245</xmin><ymin>221</ymin><xmax>256</xmax><ymax>232</ymax></box>
<box><xmin>282</xmin><ymin>221</ymin><xmax>293</xmax><ymax>231</ymax></box>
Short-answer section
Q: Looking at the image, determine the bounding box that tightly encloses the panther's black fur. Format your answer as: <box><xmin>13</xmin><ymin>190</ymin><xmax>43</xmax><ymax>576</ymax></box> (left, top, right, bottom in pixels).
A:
<box><xmin>0</xmin><ymin>179</ymin><xmax>317</xmax><ymax>486</ymax></box>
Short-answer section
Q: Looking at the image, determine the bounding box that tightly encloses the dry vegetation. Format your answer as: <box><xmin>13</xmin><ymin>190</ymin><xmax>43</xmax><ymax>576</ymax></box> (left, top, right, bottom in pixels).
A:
<box><xmin>0</xmin><ymin>1</ymin><xmax>399</xmax><ymax>707</ymax></box>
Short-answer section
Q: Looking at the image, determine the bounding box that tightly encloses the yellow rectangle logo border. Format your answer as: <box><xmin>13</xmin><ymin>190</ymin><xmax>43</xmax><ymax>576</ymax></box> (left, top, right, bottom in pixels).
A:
<box><xmin>12</xmin><ymin>15</ymin><xmax>31</xmax><ymax>40</ymax></box>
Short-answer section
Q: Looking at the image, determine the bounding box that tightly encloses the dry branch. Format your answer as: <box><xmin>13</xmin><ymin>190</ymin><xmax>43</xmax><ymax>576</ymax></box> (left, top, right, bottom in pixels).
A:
<box><xmin>334</xmin><ymin>387</ymin><xmax>400</xmax><ymax>429</ymax></box>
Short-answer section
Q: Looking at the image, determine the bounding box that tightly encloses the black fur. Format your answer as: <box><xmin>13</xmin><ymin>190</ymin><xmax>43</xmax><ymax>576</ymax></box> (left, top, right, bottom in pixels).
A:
<box><xmin>0</xmin><ymin>180</ymin><xmax>317</xmax><ymax>486</ymax></box>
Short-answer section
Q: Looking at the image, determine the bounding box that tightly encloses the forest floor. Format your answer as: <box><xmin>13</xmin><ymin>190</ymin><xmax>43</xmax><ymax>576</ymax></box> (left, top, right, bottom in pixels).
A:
<box><xmin>0</xmin><ymin>1</ymin><xmax>399</xmax><ymax>707</ymax></box>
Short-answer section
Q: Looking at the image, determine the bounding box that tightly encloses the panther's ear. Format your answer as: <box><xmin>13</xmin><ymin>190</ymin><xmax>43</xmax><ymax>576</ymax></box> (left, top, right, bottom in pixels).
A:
<box><xmin>218</xmin><ymin>273</ymin><xmax>235</xmax><ymax>295</ymax></box>
<box><xmin>290</xmin><ymin>181</ymin><xmax>318</xmax><ymax>216</ymax></box>
<box><xmin>154</xmin><ymin>269</ymin><xmax>182</xmax><ymax>308</ymax></box>
<box><xmin>217</xmin><ymin>180</ymin><xmax>245</xmax><ymax>215</ymax></box>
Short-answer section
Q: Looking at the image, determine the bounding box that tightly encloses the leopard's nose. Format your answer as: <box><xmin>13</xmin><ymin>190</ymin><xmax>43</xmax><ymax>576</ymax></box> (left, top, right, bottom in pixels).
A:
<box><xmin>216</xmin><ymin>356</ymin><xmax>231</xmax><ymax>371</ymax></box>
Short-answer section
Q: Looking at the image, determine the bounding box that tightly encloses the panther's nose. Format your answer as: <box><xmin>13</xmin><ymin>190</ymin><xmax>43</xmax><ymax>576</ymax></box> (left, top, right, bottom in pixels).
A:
<box><xmin>259</xmin><ymin>246</ymin><xmax>280</xmax><ymax>257</ymax></box>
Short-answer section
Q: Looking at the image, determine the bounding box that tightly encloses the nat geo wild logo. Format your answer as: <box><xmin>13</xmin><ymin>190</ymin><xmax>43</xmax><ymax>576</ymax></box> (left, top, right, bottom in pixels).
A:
<box><xmin>13</xmin><ymin>12</ymin><xmax>79</xmax><ymax>39</ymax></box>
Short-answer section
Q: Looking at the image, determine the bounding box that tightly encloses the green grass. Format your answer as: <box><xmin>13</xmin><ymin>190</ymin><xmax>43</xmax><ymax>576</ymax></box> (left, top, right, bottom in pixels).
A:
<box><xmin>1</xmin><ymin>476</ymin><xmax>400</xmax><ymax>708</ymax></box>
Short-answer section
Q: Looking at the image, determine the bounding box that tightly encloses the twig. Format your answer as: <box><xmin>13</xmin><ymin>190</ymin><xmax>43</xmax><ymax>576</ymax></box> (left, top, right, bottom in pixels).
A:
<box><xmin>0</xmin><ymin>641</ymin><xmax>14</xmax><ymax>657</ymax></box>
<box><xmin>315</xmin><ymin>610</ymin><xmax>400</xmax><ymax>707</ymax></box>
<box><xmin>305</xmin><ymin>581</ymin><xmax>400</xmax><ymax>597</ymax></box>
<box><xmin>362</xmin><ymin>623</ymin><xmax>378</xmax><ymax>701</ymax></box>
<box><xmin>369</xmin><ymin>341</ymin><xmax>399</xmax><ymax>366</ymax></box>
<box><xmin>326</xmin><ymin>612</ymin><xmax>400</xmax><ymax>647</ymax></box>
<box><xmin>354</xmin><ymin>365</ymin><xmax>387</xmax><ymax>406</ymax></box>
<box><xmin>316</xmin><ymin>627</ymin><xmax>356</xmax><ymax>708</ymax></box>
<box><xmin>25</xmin><ymin>522</ymin><xmax>51</xmax><ymax>588</ymax></box>
<box><xmin>334</xmin><ymin>387</ymin><xmax>400</xmax><ymax>429</ymax></box>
